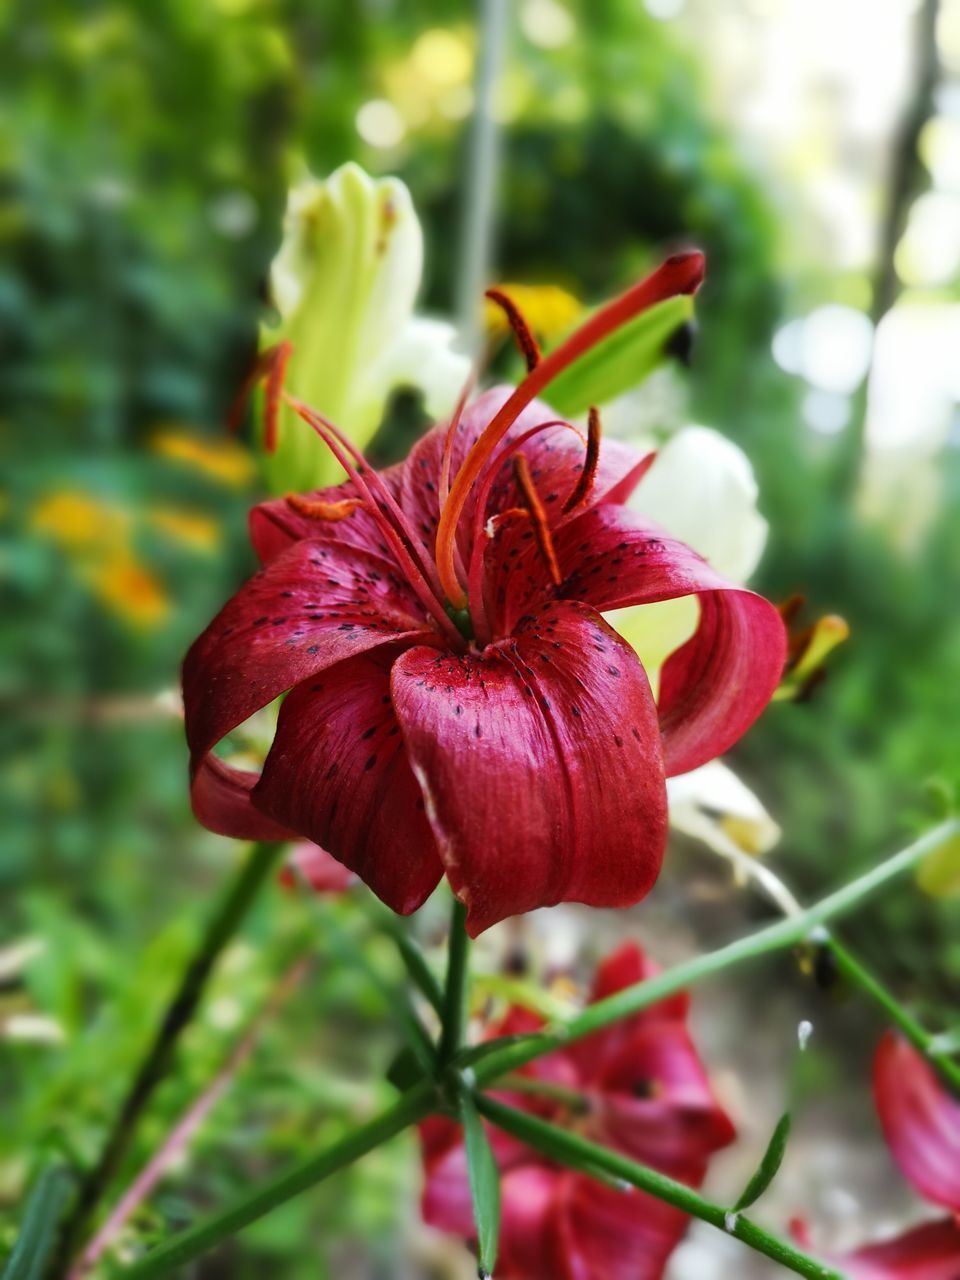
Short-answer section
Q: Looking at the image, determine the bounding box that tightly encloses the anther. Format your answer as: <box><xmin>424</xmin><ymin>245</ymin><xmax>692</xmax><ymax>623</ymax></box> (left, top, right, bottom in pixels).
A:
<box><xmin>485</xmin><ymin>287</ymin><xmax>541</xmax><ymax>373</ymax></box>
<box><xmin>513</xmin><ymin>454</ymin><xmax>562</xmax><ymax>586</ymax></box>
<box><xmin>562</xmin><ymin>405</ymin><xmax>601</xmax><ymax>514</ymax></box>
<box><xmin>285</xmin><ymin>493</ymin><xmax>364</xmax><ymax>522</ymax></box>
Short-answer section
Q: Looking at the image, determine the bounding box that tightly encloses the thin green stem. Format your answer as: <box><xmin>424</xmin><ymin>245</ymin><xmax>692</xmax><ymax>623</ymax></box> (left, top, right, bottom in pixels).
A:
<box><xmin>372</xmin><ymin>911</ymin><xmax>444</xmax><ymax>1015</ymax></box>
<box><xmin>825</xmin><ymin>934</ymin><xmax>960</xmax><ymax>1092</ymax></box>
<box><xmin>478</xmin><ymin>1097</ymin><xmax>840</xmax><ymax>1279</ymax></box>
<box><xmin>438</xmin><ymin>898</ymin><xmax>471</xmax><ymax>1067</ymax></box>
<box><xmin>704</xmin><ymin>823</ymin><xmax>960</xmax><ymax>1092</ymax></box>
<box><xmin>497</xmin><ymin>1074</ymin><xmax>592</xmax><ymax>1114</ymax></box>
<box><xmin>471</xmin><ymin>819</ymin><xmax>960</xmax><ymax>1086</ymax></box>
<box><xmin>53</xmin><ymin>841</ymin><xmax>285</xmax><ymax>1272</ymax></box>
<box><xmin>122</xmin><ymin>1082</ymin><xmax>434</xmax><ymax>1278</ymax></box>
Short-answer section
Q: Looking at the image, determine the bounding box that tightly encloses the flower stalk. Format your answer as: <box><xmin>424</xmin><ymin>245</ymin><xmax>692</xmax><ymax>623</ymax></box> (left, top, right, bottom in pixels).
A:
<box><xmin>102</xmin><ymin>819</ymin><xmax>959</xmax><ymax>1277</ymax></box>
<box><xmin>476</xmin><ymin>1097</ymin><xmax>842</xmax><ymax>1280</ymax></box>
<box><xmin>51</xmin><ymin>840</ymin><xmax>285</xmax><ymax>1273</ymax></box>
<box><xmin>437</xmin><ymin>897</ymin><xmax>471</xmax><ymax>1068</ymax></box>
<box><xmin>470</xmin><ymin>817</ymin><xmax>960</xmax><ymax>1086</ymax></box>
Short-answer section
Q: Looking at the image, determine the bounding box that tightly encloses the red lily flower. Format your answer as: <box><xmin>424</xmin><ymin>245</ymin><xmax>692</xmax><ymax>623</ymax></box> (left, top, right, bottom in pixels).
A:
<box><xmin>793</xmin><ymin>1033</ymin><xmax>960</xmax><ymax>1278</ymax></box>
<box><xmin>183</xmin><ymin>253</ymin><xmax>787</xmax><ymax>935</ymax></box>
<box><xmin>419</xmin><ymin>941</ymin><xmax>736</xmax><ymax>1279</ymax></box>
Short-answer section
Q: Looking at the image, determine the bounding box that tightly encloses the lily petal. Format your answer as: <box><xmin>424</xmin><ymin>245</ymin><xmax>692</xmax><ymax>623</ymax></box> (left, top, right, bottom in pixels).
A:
<box><xmin>253</xmin><ymin>648</ymin><xmax>442</xmax><ymax>916</ymax></box>
<box><xmin>190</xmin><ymin>754</ymin><xmax>298</xmax><ymax>841</ymax></box>
<box><xmin>793</xmin><ymin>1216</ymin><xmax>960</xmax><ymax>1280</ymax></box>
<box><xmin>249</xmin><ymin>464</ymin><xmax>405</xmax><ymax>565</ymax></box>
<box><xmin>593</xmin><ymin>1020</ymin><xmax>737</xmax><ymax>1173</ymax></box>
<box><xmin>547</xmin><ymin>1172</ymin><xmax>692</xmax><ymax>1280</ymax></box>
<box><xmin>666</xmin><ymin>760</ymin><xmax>781</xmax><ymax>859</ymax></box>
<box><xmin>874</xmin><ymin>1033</ymin><xmax>960</xmax><ymax>1213</ymax></box>
<box><xmin>391</xmin><ymin>601</ymin><xmax>666</xmax><ymax>935</ymax></box>
<box><xmin>183</xmin><ymin>538</ymin><xmax>435</xmax><ymax>765</ymax></box>
<box><xmin>840</xmin><ymin>1219</ymin><xmax>960</xmax><ymax>1280</ymax></box>
<box><xmin>496</xmin><ymin>505</ymin><xmax>786</xmax><ymax>776</ymax></box>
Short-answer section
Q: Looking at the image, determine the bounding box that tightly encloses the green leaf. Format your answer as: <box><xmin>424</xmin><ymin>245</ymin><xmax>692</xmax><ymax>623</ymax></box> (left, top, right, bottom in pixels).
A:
<box><xmin>733</xmin><ymin>1112</ymin><xmax>792</xmax><ymax>1212</ymax></box>
<box><xmin>545</xmin><ymin>294</ymin><xmax>694</xmax><ymax>417</ymax></box>
<box><xmin>2</xmin><ymin>1164</ymin><xmax>74</xmax><ymax>1280</ymax></box>
<box><xmin>458</xmin><ymin>1084</ymin><xmax>500</xmax><ymax>1277</ymax></box>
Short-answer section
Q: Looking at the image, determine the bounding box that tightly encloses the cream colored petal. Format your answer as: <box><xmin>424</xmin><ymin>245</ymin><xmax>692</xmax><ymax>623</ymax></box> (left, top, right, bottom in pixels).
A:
<box><xmin>353</xmin><ymin>316</ymin><xmax>469</xmax><ymax>435</ymax></box>
<box><xmin>606</xmin><ymin>597</ymin><xmax>699</xmax><ymax>700</ymax></box>
<box><xmin>628</xmin><ymin>425</ymin><xmax>768</xmax><ymax>584</ymax></box>
<box><xmin>261</xmin><ymin>163</ymin><xmax>428</xmax><ymax>492</ymax></box>
<box><xmin>666</xmin><ymin>760</ymin><xmax>781</xmax><ymax>859</ymax></box>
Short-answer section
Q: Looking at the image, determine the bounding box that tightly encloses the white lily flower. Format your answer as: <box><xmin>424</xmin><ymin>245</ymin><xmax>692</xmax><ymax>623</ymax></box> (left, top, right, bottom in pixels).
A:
<box><xmin>666</xmin><ymin>760</ymin><xmax>781</xmax><ymax>861</ymax></box>
<box><xmin>261</xmin><ymin>162</ymin><xmax>469</xmax><ymax>494</ymax></box>
<box><xmin>606</xmin><ymin>424</ymin><xmax>779</xmax><ymax>863</ymax></box>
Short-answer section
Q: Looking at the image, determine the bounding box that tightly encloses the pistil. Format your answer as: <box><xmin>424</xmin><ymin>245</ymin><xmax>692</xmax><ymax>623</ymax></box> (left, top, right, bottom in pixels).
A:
<box><xmin>435</xmin><ymin>251</ymin><xmax>705</xmax><ymax>606</ymax></box>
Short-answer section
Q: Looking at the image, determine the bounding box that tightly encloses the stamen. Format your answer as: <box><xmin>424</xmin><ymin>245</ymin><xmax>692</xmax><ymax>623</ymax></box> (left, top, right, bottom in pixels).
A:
<box><xmin>562</xmin><ymin>405</ymin><xmax>601</xmax><ymax>514</ymax></box>
<box><xmin>464</xmin><ymin>419</ymin><xmax>584</xmax><ymax>645</ymax></box>
<box><xmin>436</xmin><ymin>251</ymin><xmax>705</xmax><ymax>606</ymax></box>
<box><xmin>283</xmin><ymin>394</ymin><xmax>465</xmax><ymax>651</ymax></box>
<box><xmin>513</xmin><ymin>454</ymin><xmax>562</xmax><ymax>587</ymax></box>
<box><xmin>284</xmin><ymin>493</ymin><xmax>364</xmax><ymax>522</ymax></box>
<box><xmin>288</xmin><ymin>397</ymin><xmax>446</xmax><ymax>601</ymax></box>
<box><xmin>263</xmin><ymin>341</ymin><xmax>293</xmax><ymax>453</ymax></box>
<box><xmin>226</xmin><ymin>341</ymin><xmax>293</xmax><ymax>451</ymax></box>
<box><xmin>485</xmin><ymin>288</ymin><xmax>541</xmax><ymax>373</ymax></box>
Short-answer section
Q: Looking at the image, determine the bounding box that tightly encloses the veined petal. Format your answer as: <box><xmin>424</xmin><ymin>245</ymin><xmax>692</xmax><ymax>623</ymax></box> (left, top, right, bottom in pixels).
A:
<box><xmin>252</xmin><ymin>648</ymin><xmax>442</xmax><ymax>916</ymax></box>
<box><xmin>874</xmin><ymin>1033</ymin><xmax>960</xmax><ymax>1213</ymax></box>
<box><xmin>495</xmin><ymin>505</ymin><xmax>785</xmax><ymax>776</ymax></box>
<box><xmin>183</xmin><ymin>538</ymin><xmax>435</xmax><ymax>764</ymax></box>
<box><xmin>190</xmin><ymin>754</ymin><xmax>297</xmax><ymax>841</ymax></box>
<box><xmin>249</xmin><ymin>464</ymin><xmax>404</xmax><ymax>565</ymax></box>
<box><xmin>391</xmin><ymin>601</ymin><xmax>666</xmax><ymax>936</ymax></box>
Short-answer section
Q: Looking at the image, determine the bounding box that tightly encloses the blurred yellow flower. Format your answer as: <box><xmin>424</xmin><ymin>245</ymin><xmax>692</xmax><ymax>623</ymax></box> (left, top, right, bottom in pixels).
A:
<box><xmin>916</xmin><ymin>833</ymin><xmax>960</xmax><ymax>898</ymax></box>
<box><xmin>484</xmin><ymin>283</ymin><xmax>583</xmax><ymax>343</ymax></box>
<box><xmin>146</xmin><ymin>507</ymin><xmax>221</xmax><ymax>553</ymax></box>
<box><xmin>87</xmin><ymin>553</ymin><xmax>170</xmax><ymax>628</ymax></box>
<box><xmin>151</xmin><ymin>429</ymin><xmax>255</xmax><ymax>488</ymax></box>
<box><xmin>31</xmin><ymin>491</ymin><xmax>130</xmax><ymax>551</ymax></box>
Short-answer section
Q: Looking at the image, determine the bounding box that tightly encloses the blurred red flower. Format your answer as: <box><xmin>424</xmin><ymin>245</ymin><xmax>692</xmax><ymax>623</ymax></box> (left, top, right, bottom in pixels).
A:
<box><xmin>419</xmin><ymin>941</ymin><xmax>736</xmax><ymax>1279</ymax></box>
<box><xmin>793</xmin><ymin>1032</ymin><xmax>960</xmax><ymax>1278</ymax></box>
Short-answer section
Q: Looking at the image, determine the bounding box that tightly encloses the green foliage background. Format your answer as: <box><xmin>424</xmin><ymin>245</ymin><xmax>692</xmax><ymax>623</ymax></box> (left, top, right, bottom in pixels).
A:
<box><xmin>2</xmin><ymin>1</ymin><xmax>959</xmax><ymax>1275</ymax></box>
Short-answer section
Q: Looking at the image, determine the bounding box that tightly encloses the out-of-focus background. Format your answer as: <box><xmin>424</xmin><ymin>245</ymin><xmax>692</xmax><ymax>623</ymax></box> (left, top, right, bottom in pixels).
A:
<box><xmin>2</xmin><ymin>1</ymin><xmax>959</xmax><ymax>1276</ymax></box>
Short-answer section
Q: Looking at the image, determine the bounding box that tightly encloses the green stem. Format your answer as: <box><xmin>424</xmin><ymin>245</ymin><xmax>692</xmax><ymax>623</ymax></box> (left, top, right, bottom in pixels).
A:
<box><xmin>825</xmin><ymin>934</ymin><xmax>960</xmax><ymax>1092</ymax></box>
<box><xmin>471</xmin><ymin>819</ymin><xmax>960</xmax><ymax>1086</ymax></box>
<box><xmin>373</xmin><ymin>912</ymin><xmax>444</xmax><ymax>1015</ymax></box>
<box><xmin>478</xmin><ymin>1098</ymin><xmax>840</xmax><ymax>1280</ymax></box>
<box><xmin>122</xmin><ymin>1083</ymin><xmax>434</xmax><ymax>1278</ymax></box>
<box><xmin>53</xmin><ymin>840</ymin><xmax>284</xmax><ymax>1272</ymax></box>
<box><xmin>497</xmin><ymin>1074</ymin><xmax>592</xmax><ymax>1114</ymax></box>
<box><xmin>438</xmin><ymin>898</ymin><xmax>471</xmax><ymax>1067</ymax></box>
